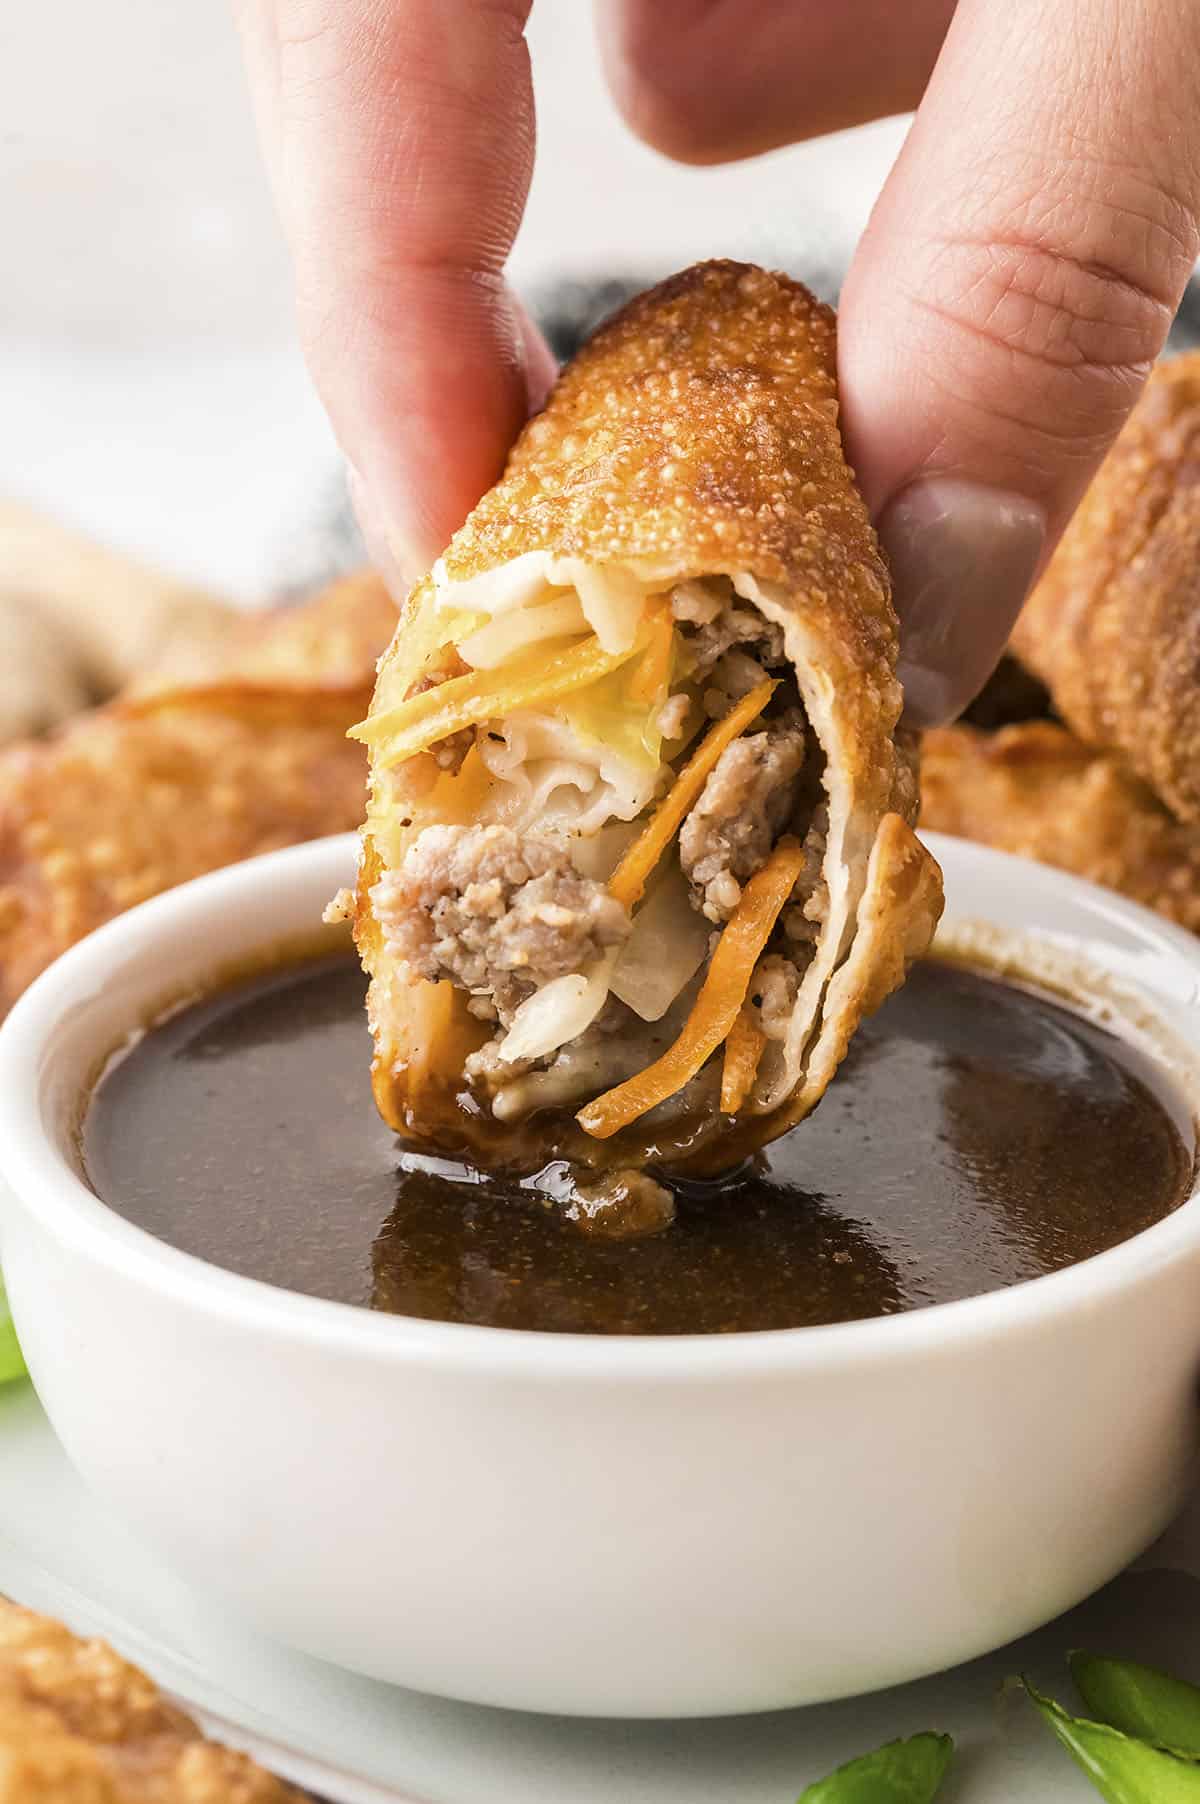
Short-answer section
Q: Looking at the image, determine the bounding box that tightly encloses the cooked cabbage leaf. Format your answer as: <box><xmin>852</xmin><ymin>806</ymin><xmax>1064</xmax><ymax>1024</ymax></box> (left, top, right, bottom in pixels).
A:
<box><xmin>562</xmin><ymin>655</ymin><xmax>665</xmax><ymax>779</ymax></box>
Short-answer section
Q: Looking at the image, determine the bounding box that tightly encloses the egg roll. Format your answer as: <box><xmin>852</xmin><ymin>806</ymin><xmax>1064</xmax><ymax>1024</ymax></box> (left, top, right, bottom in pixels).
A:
<box><xmin>1012</xmin><ymin>353</ymin><xmax>1200</xmax><ymax>822</ymax></box>
<box><xmin>0</xmin><ymin>499</ymin><xmax>234</xmax><ymax>706</ymax></box>
<box><xmin>920</xmin><ymin>721</ymin><xmax>1200</xmax><ymax>935</ymax></box>
<box><xmin>351</xmin><ymin>262</ymin><xmax>943</xmax><ymax>1165</ymax></box>
<box><xmin>0</xmin><ymin>1597</ymin><xmax>306</xmax><ymax>1802</ymax></box>
<box><xmin>0</xmin><ymin>573</ymin><xmax>396</xmax><ymax>1017</ymax></box>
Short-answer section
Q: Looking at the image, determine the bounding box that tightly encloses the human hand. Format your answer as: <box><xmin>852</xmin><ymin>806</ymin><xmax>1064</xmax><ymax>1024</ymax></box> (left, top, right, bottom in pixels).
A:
<box><xmin>233</xmin><ymin>0</ymin><xmax>1200</xmax><ymax>723</ymax></box>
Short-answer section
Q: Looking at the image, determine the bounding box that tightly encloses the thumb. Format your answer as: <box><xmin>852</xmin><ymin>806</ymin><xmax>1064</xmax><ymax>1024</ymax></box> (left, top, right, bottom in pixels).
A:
<box><xmin>838</xmin><ymin>0</ymin><xmax>1200</xmax><ymax>724</ymax></box>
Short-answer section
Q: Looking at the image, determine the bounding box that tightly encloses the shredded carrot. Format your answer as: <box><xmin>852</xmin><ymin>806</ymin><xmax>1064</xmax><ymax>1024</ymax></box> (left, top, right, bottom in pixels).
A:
<box><xmin>607</xmin><ymin>679</ymin><xmax>777</xmax><ymax>910</ymax></box>
<box><xmin>349</xmin><ymin>630</ymin><xmax>646</xmax><ymax>766</ymax></box>
<box><xmin>720</xmin><ymin>1006</ymin><xmax>766</xmax><ymax>1114</ymax></box>
<box><xmin>578</xmin><ymin>838</ymin><xmax>804</xmax><ymax>1139</ymax></box>
<box><xmin>628</xmin><ymin>601</ymin><xmax>673</xmax><ymax>703</ymax></box>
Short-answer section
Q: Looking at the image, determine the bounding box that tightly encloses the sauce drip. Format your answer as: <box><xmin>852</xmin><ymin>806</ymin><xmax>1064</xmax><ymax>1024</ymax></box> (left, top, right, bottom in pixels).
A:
<box><xmin>82</xmin><ymin>956</ymin><xmax>1194</xmax><ymax>1335</ymax></box>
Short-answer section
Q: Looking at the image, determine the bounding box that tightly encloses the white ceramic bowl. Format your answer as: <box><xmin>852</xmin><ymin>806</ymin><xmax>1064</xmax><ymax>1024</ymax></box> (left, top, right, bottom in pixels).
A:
<box><xmin>1</xmin><ymin>832</ymin><xmax>1199</xmax><ymax>1719</ymax></box>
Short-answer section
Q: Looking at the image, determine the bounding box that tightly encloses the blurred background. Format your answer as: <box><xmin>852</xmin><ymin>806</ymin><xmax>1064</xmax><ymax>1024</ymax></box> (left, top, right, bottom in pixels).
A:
<box><xmin>0</xmin><ymin>2</ymin><xmax>910</xmax><ymax>602</ymax></box>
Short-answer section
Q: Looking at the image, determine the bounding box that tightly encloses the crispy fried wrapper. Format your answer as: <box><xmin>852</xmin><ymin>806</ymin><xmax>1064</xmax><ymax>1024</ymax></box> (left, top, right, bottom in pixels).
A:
<box><xmin>0</xmin><ymin>574</ymin><xmax>396</xmax><ymax>1017</ymax></box>
<box><xmin>123</xmin><ymin>568</ymin><xmax>396</xmax><ymax>713</ymax></box>
<box><xmin>353</xmin><ymin>262</ymin><xmax>943</xmax><ymax>1166</ymax></box>
<box><xmin>0</xmin><ymin>1598</ymin><xmax>305</xmax><ymax>1802</ymax></box>
<box><xmin>1012</xmin><ymin>353</ymin><xmax>1200</xmax><ymax>823</ymax></box>
<box><xmin>0</xmin><ymin>499</ymin><xmax>236</xmax><ymax>733</ymax></box>
<box><xmin>920</xmin><ymin>720</ymin><xmax>1200</xmax><ymax>934</ymax></box>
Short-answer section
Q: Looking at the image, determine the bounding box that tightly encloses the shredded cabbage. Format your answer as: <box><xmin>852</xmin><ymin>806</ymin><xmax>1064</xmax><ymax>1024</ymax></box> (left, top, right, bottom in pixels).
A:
<box><xmin>630</xmin><ymin>605</ymin><xmax>674</xmax><ymax>703</ymax></box>
<box><xmin>433</xmin><ymin>550</ymin><xmax>551</xmax><ymax>617</ymax></box>
<box><xmin>610</xmin><ymin>861</ymin><xmax>709</xmax><ymax>1022</ymax></box>
<box><xmin>498</xmin><ymin>954</ymin><xmax>616</xmax><ymax>1064</ymax></box>
<box><xmin>563</xmin><ymin>658</ymin><xmax>666</xmax><ymax>781</ymax></box>
<box><xmin>459</xmin><ymin>596</ymin><xmax>588</xmax><ymax>669</ymax></box>
<box><xmin>579</xmin><ymin>838</ymin><xmax>805</xmax><ymax>1137</ymax></box>
<box><xmin>477</xmin><ymin>711</ymin><xmax>659</xmax><ymax>834</ymax></box>
<box><xmin>608</xmin><ymin>678</ymin><xmax>776</xmax><ymax>909</ymax></box>
<box><xmin>549</xmin><ymin>558</ymin><xmax>646</xmax><ymax>654</ymax></box>
<box><xmin>351</xmin><ymin>633</ymin><xmax>643</xmax><ymax>764</ymax></box>
<box><xmin>368</xmin><ymin>576</ymin><xmax>482</xmax><ymax>721</ymax></box>
<box><xmin>436</xmin><ymin>553</ymin><xmax>649</xmax><ymax>658</ymax></box>
<box><xmin>569</xmin><ymin>821</ymin><xmax>640</xmax><ymax>880</ymax></box>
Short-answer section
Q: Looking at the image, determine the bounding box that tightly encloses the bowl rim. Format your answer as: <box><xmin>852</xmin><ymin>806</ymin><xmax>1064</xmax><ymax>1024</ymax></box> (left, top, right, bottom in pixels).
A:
<box><xmin>2</xmin><ymin>829</ymin><xmax>1200</xmax><ymax>1381</ymax></box>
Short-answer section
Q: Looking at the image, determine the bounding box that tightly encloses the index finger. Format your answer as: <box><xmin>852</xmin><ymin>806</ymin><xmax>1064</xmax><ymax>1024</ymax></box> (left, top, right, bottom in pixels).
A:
<box><xmin>233</xmin><ymin>0</ymin><xmax>554</xmax><ymax>580</ymax></box>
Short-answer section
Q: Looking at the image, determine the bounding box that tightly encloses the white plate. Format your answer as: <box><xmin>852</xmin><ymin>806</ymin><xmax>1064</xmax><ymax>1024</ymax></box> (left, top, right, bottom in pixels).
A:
<box><xmin>2</xmin><ymin>1381</ymin><xmax>1198</xmax><ymax>1802</ymax></box>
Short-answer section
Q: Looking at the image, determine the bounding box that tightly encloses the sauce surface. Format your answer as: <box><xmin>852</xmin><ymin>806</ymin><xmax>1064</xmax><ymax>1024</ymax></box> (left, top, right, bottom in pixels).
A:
<box><xmin>82</xmin><ymin>957</ymin><xmax>1194</xmax><ymax>1334</ymax></box>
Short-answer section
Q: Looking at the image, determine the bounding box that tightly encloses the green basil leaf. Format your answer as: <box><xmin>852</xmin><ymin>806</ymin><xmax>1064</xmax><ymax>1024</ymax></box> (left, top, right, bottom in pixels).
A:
<box><xmin>797</xmin><ymin>1732</ymin><xmax>953</xmax><ymax>1802</ymax></box>
<box><xmin>1072</xmin><ymin>1652</ymin><xmax>1200</xmax><ymax>1758</ymax></box>
<box><xmin>1027</xmin><ymin>1681</ymin><xmax>1200</xmax><ymax>1801</ymax></box>
<box><xmin>0</xmin><ymin>1277</ymin><xmax>27</xmax><ymax>1387</ymax></box>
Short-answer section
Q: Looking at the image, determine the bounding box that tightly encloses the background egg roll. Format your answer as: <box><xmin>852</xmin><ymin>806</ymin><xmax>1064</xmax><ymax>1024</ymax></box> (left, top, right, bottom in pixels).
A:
<box><xmin>920</xmin><ymin>721</ymin><xmax>1200</xmax><ymax>935</ymax></box>
<box><xmin>1012</xmin><ymin>353</ymin><xmax>1200</xmax><ymax>822</ymax></box>
<box><xmin>0</xmin><ymin>1598</ymin><xmax>306</xmax><ymax>1801</ymax></box>
<box><xmin>0</xmin><ymin>574</ymin><xmax>396</xmax><ymax>1016</ymax></box>
<box><xmin>353</xmin><ymin>261</ymin><xmax>943</xmax><ymax>1165</ymax></box>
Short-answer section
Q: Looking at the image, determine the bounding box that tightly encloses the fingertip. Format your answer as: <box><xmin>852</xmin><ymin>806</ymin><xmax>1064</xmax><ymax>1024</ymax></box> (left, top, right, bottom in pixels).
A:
<box><xmin>263</xmin><ymin>0</ymin><xmax>543</xmax><ymax>588</ymax></box>
<box><xmin>879</xmin><ymin>478</ymin><xmax>1046</xmax><ymax>726</ymax></box>
<box><xmin>512</xmin><ymin>294</ymin><xmax>559</xmax><ymax>410</ymax></box>
<box><xmin>346</xmin><ymin>282</ymin><xmax>553</xmax><ymax>592</ymax></box>
<box><xmin>347</xmin><ymin>466</ymin><xmax>433</xmax><ymax>599</ymax></box>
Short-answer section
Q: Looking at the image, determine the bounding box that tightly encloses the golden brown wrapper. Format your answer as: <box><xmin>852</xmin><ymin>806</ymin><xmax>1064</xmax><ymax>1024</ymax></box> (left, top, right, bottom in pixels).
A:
<box><xmin>0</xmin><ymin>1597</ymin><xmax>305</xmax><ymax>1802</ymax></box>
<box><xmin>441</xmin><ymin>264</ymin><xmax>903</xmax><ymax>812</ymax></box>
<box><xmin>122</xmin><ymin>568</ymin><xmax>396</xmax><ymax>713</ymax></box>
<box><xmin>0</xmin><ymin>573</ymin><xmax>395</xmax><ymax>1018</ymax></box>
<box><xmin>919</xmin><ymin>720</ymin><xmax>1200</xmax><ymax>934</ymax></box>
<box><xmin>1012</xmin><ymin>353</ymin><xmax>1200</xmax><ymax>823</ymax></box>
<box><xmin>0</xmin><ymin>498</ymin><xmax>235</xmax><ymax>725</ymax></box>
<box><xmin>356</xmin><ymin>262</ymin><xmax>943</xmax><ymax>1156</ymax></box>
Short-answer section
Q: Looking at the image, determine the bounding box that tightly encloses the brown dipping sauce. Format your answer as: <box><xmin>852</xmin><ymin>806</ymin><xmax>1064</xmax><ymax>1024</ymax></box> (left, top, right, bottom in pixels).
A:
<box><xmin>81</xmin><ymin>956</ymin><xmax>1194</xmax><ymax>1335</ymax></box>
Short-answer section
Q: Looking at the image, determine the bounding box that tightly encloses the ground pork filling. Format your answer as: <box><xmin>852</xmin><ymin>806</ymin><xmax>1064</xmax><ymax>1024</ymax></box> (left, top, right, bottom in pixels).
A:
<box><xmin>371</xmin><ymin>823</ymin><xmax>631</xmax><ymax>1028</ymax></box>
<box><xmin>376</xmin><ymin>579</ymin><xmax>833</xmax><ymax>1111</ymax></box>
<box><xmin>671</xmin><ymin>583</ymin><xmax>830</xmax><ymax>1051</ymax></box>
<box><xmin>679</xmin><ymin>709</ymin><xmax>807</xmax><ymax>922</ymax></box>
<box><xmin>672</xmin><ymin>579</ymin><xmax>786</xmax><ymax>679</ymax></box>
<box><xmin>405</xmin><ymin>662</ymin><xmax>475</xmax><ymax>772</ymax></box>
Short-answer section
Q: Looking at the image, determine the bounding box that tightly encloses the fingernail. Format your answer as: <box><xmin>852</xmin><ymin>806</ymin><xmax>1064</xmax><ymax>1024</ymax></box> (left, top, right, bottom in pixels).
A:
<box><xmin>346</xmin><ymin>465</ymin><xmax>434</xmax><ymax>600</ymax></box>
<box><xmin>877</xmin><ymin>478</ymin><xmax>1046</xmax><ymax>727</ymax></box>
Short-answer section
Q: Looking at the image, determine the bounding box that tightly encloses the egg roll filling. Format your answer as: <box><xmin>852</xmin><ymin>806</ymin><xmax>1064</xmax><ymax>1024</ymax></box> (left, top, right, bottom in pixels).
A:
<box><xmin>354</xmin><ymin>557</ymin><xmax>833</xmax><ymax>1133</ymax></box>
